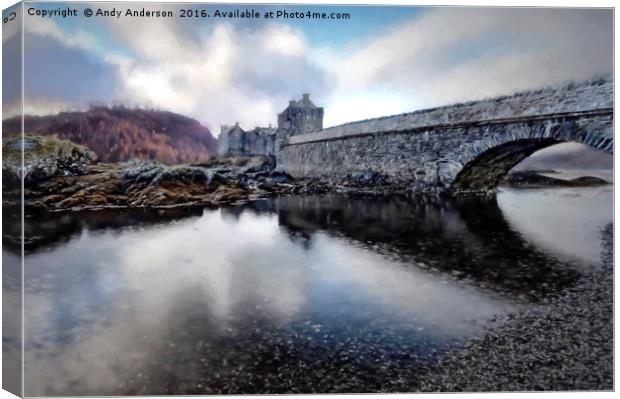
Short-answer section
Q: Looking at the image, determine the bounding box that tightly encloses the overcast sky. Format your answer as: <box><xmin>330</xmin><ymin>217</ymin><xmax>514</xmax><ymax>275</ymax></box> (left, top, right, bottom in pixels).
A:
<box><xmin>2</xmin><ymin>4</ymin><xmax>613</xmax><ymax>135</ymax></box>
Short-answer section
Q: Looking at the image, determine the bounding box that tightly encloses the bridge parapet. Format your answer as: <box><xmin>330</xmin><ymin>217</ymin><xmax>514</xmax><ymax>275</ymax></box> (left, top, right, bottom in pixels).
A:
<box><xmin>278</xmin><ymin>76</ymin><xmax>613</xmax><ymax>194</ymax></box>
<box><xmin>287</xmin><ymin>76</ymin><xmax>612</xmax><ymax>146</ymax></box>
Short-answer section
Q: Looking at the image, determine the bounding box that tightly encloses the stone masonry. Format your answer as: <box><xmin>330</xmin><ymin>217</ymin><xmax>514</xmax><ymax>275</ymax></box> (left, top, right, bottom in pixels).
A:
<box><xmin>278</xmin><ymin>76</ymin><xmax>613</xmax><ymax>193</ymax></box>
<box><xmin>277</xmin><ymin>93</ymin><xmax>324</xmax><ymax>138</ymax></box>
<box><xmin>218</xmin><ymin>123</ymin><xmax>277</xmax><ymax>157</ymax></box>
<box><xmin>218</xmin><ymin>93</ymin><xmax>324</xmax><ymax>158</ymax></box>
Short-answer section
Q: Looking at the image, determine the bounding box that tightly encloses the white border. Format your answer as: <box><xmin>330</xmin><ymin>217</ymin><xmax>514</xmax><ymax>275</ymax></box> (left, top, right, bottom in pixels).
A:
<box><xmin>0</xmin><ymin>1</ymin><xmax>616</xmax><ymax>399</ymax></box>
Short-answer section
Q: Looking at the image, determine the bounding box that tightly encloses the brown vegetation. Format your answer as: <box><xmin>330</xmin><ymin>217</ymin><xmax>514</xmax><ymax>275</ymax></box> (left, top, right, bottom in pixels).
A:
<box><xmin>2</xmin><ymin>106</ymin><xmax>217</xmax><ymax>164</ymax></box>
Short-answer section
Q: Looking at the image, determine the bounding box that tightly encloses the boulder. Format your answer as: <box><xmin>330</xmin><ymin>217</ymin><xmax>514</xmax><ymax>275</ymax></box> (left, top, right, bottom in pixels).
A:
<box><xmin>265</xmin><ymin>171</ymin><xmax>292</xmax><ymax>184</ymax></box>
<box><xmin>350</xmin><ymin>170</ymin><xmax>384</xmax><ymax>186</ymax></box>
<box><xmin>2</xmin><ymin>135</ymin><xmax>96</xmax><ymax>186</ymax></box>
<box><xmin>123</xmin><ymin>160</ymin><xmax>209</xmax><ymax>187</ymax></box>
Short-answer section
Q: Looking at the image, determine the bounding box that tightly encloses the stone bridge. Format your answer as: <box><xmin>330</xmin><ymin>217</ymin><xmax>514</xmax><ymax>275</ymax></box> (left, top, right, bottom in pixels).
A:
<box><xmin>278</xmin><ymin>77</ymin><xmax>613</xmax><ymax>193</ymax></box>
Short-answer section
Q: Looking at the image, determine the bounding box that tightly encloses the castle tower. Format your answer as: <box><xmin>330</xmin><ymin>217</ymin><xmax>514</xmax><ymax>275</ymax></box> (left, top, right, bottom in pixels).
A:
<box><xmin>277</xmin><ymin>93</ymin><xmax>324</xmax><ymax>138</ymax></box>
<box><xmin>218</xmin><ymin>122</ymin><xmax>246</xmax><ymax>156</ymax></box>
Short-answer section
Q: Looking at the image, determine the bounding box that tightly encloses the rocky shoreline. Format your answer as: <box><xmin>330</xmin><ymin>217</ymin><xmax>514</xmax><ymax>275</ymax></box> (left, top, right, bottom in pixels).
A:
<box><xmin>417</xmin><ymin>223</ymin><xmax>613</xmax><ymax>392</ymax></box>
<box><xmin>1</xmin><ymin>135</ymin><xmax>419</xmax><ymax>212</ymax></box>
<box><xmin>4</xmin><ymin>135</ymin><xmax>612</xmax><ymax>213</ymax></box>
<box><xmin>1</xmin><ymin>136</ymin><xmax>284</xmax><ymax>211</ymax></box>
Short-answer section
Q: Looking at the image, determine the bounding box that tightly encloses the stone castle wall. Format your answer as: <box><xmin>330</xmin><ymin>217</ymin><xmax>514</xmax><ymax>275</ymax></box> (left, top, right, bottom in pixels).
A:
<box><xmin>219</xmin><ymin>93</ymin><xmax>323</xmax><ymax>158</ymax></box>
<box><xmin>218</xmin><ymin>125</ymin><xmax>276</xmax><ymax>157</ymax></box>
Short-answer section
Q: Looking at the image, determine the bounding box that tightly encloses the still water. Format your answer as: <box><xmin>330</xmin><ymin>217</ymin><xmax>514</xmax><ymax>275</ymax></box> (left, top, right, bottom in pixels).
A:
<box><xmin>4</xmin><ymin>182</ymin><xmax>612</xmax><ymax>395</ymax></box>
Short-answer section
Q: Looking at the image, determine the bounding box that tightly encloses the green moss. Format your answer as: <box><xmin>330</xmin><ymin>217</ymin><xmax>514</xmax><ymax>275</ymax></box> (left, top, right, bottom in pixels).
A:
<box><xmin>2</xmin><ymin>134</ymin><xmax>96</xmax><ymax>163</ymax></box>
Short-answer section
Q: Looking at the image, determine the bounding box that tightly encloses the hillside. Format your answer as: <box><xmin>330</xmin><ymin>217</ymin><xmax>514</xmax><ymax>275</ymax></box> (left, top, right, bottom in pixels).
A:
<box><xmin>504</xmin><ymin>170</ymin><xmax>610</xmax><ymax>188</ymax></box>
<box><xmin>2</xmin><ymin>107</ymin><xmax>218</xmax><ymax>164</ymax></box>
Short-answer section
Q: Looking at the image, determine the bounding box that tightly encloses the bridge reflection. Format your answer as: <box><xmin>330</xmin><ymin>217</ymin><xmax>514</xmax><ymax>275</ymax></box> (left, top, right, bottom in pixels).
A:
<box><xmin>224</xmin><ymin>194</ymin><xmax>580</xmax><ymax>301</ymax></box>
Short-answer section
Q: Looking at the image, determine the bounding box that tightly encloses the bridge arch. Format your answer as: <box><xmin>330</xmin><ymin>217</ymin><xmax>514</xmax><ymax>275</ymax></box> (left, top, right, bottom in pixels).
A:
<box><xmin>448</xmin><ymin>115</ymin><xmax>613</xmax><ymax>193</ymax></box>
<box><xmin>279</xmin><ymin>78</ymin><xmax>613</xmax><ymax>194</ymax></box>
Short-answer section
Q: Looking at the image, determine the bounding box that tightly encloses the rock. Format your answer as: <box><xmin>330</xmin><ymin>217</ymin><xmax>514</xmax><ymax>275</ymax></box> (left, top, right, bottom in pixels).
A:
<box><xmin>124</xmin><ymin>161</ymin><xmax>219</xmax><ymax>190</ymax></box>
<box><xmin>0</xmin><ymin>135</ymin><xmax>435</xmax><ymax>211</ymax></box>
<box><xmin>87</xmin><ymin>194</ymin><xmax>109</xmax><ymax>206</ymax></box>
<box><xmin>211</xmin><ymin>186</ymin><xmax>248</xmax><ymax>203</ymax></box>
<box><xmin>2</xmin><ymin>135</ymin><xmax>96</xmax><ymax>186</ymax></box>
<box><xmin>205</xmin><ymin>171</ymin><xmax>229</xmax><ymax>191</ymax></box>
<box><xmin>265</xmin><ymin>171</ymin><xmax>292</xmax><ymax>184</ymax></box>
<box><xmin>122</xmin><ymin>161</ymin><xmax>167</xmax><ymax>184</ymax></box>
<box><xmin>41</xmin><ymin>194</ymin><xmax>65</xmax><ymax>205</ymax></box>
<box><xmin>239</xmin><ymin>155</ymin><xmax>275</xmax><ymax>174</ymax></box>
<box><xmin>350</xmin><ymin>170</ymin><xmax>384</xmax><ymax>186</ymax></box>
<box><xmin>56</xmin><ymin>196</ymin><xmax>84</xmax><ymax>209</ymax></box>
<box><xmin>418</xmin><ymin>224</ymin><xmax>613</xmax><ymax>391</ymax></box>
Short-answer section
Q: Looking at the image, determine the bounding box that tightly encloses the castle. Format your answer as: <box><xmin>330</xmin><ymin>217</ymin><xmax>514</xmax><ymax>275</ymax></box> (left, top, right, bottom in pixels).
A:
<box><xmin>218</xmin><ymin>93</ymin><xmax>324</xmax><ymax>157</ymax></box>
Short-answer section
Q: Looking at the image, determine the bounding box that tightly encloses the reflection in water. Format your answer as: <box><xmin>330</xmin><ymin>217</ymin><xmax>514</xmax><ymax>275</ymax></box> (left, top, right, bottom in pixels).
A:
<box><xmin>8</xmin><ymin>188</ymin><xmax>610</xmax><ymax>395</ymax></box>
<box><xmin>2</xmin><ymin>250</ymin><xmax>22</xmax><ymax>395</ymax></box>
<box><xmin>3</xmin><ymin>204</ymin><xmax>23</xmax><ymax>395</ymax></box>
<box><xmin>261</xmin><ymin>195</ymin><xmax>583</xmax><ymax>298</ymax></box>
<box><xmin>499</xmin><ymin>184</ymin><xmax>613</xmax><ymax>264</ymax></box>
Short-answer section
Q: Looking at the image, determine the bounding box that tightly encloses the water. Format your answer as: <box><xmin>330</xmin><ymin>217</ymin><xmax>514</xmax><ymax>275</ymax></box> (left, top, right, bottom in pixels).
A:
<box><xmin>3</xmin><ymin>183</ymin><xmax>612</xmax><ymax>395</ymax></box>
<box><xmin>500</xmin><ymin>168</ymin><xmax>612</xmax><ymax>265</ymax></box>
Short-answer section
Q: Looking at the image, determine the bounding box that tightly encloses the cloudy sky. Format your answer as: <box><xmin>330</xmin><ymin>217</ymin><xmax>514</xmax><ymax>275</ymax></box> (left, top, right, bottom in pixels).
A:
<box><xmin>2</xmin><ymin>3</ymin><xmax>613</xmax><ymax>135</ymax></box>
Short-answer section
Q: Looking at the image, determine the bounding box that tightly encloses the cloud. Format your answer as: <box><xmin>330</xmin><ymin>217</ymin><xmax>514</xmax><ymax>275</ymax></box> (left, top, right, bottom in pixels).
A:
<box><xmin>515</xmin><ymin>142</ymin><xmax>613</xmax><ymax>170</ymax></box>
<box><xmin>320</xmin><ymin>8</ymin><xmax>613</xmax><ymax>126</ymax></box>
<box><xmin>102</xmin><ymin>16</ymin><xmax>331</xmax><ymax>133</ymax></box>
<box><xmin>2</xmin><ymin>28</ymin><xmax>22</xmax><ymax>116</ymax></box>
<box><xmin>26</xmin><ymin>17</ymin><xmax>97</xmax><ymax>50</ymax></box>
<box><xmin>24</xmin><ymin>31</ymin><xmax>124</xmax><ymax>101</ymax></box>
<box><xmin>15</xmin><ymin>7</ymin><xmax>613</xmax><ymax>134</ymax></box>
<box><xmin>3</xmin><ymin>18</ymin><xmax>126</xmax><ymax>118</ymax></box>
<box><xmin>17</xmin><ymin>9</ymin><xmax>332</xmax><ymax>133</ymax></box>
<box><xmin>4</xmin><ymin>97</ymin><xmax>80</xmax><ymax>119</ymax></box>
